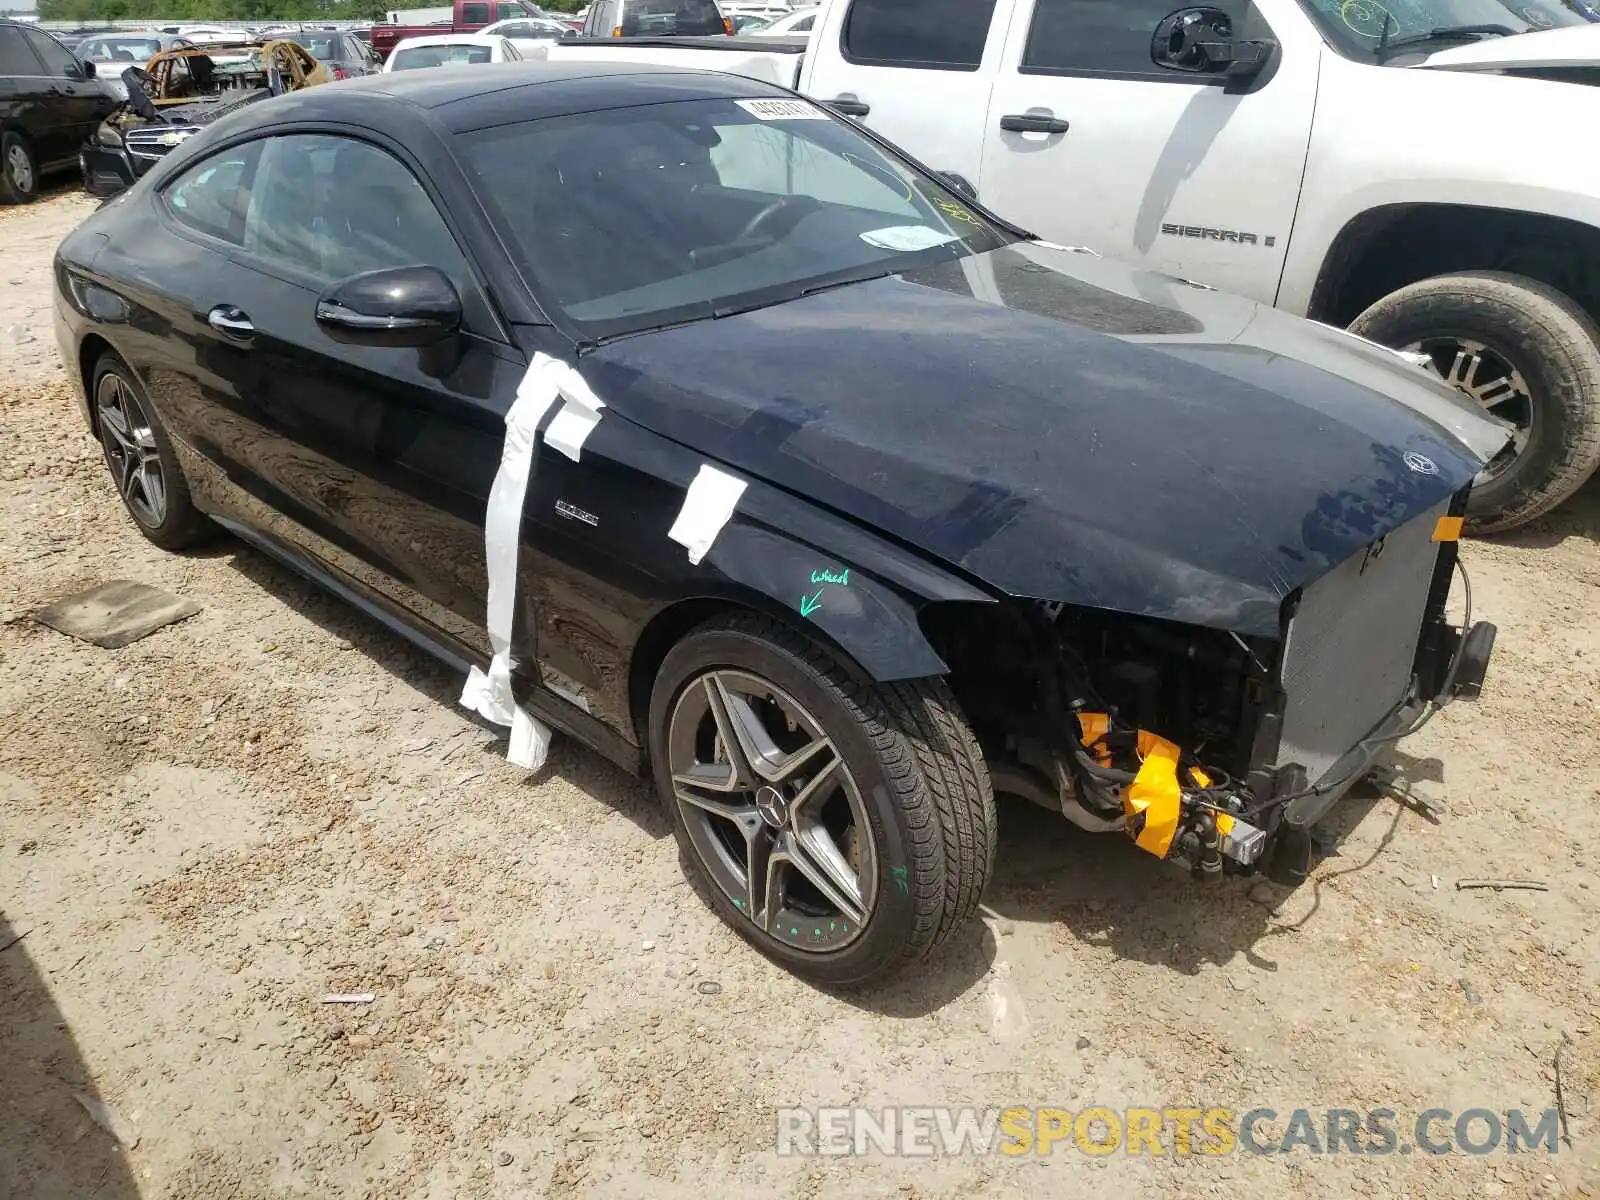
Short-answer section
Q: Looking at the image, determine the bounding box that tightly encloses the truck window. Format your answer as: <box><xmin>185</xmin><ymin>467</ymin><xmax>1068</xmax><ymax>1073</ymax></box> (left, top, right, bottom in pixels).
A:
<box><xmin>1021</xmin><ymin>0</ymin><xmax>1252</xmax><ymax>78</ymax></box>
<box><xmin>617</xmin><ymin>0</ymin><xmax>727</xmax><ymax>36</ymax></box>
<box><xmin>842</xmin><ymin>0</ymin><xmax>998</xmax><ymax>71</ymax></box>
<box><xmin>496</xmin><ymin>3</ymin><xmax>524</xmax><ymax>19</ymax></box>
<box><xmin>462</xmin><ymin>2</ymin><xmax>492</xmax><ymax>23</ymax></box>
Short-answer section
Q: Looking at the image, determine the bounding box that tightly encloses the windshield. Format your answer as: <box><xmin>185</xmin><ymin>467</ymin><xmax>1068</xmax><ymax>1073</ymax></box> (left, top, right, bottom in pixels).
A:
<box><xmin>392</xmin><ymin>42</ymin><xmax>495</xmax><ymax>67</ymax></box>
<box><xmin>1301</xmin><ymin>0</ymin><xmax>1591</xmax><ymax>61</ymax></box>
<box><xmin>287</xmin><ymin>33</ymin><xmax>344</xmax><ymax>60</ymax></box>
<box><xmin>466</xmin><ymin>96</ymin><xmax>1016</xmax><ymax>340</ymax></box>
<box><xmin>79</xmin><ymin>35</ymin><xmax>163</xmax><ymax>62</ymax></box>
<box><xmin>618</xmin><ymin>0</ymin><xmax>727</xmax><ymax>35</ymax></box>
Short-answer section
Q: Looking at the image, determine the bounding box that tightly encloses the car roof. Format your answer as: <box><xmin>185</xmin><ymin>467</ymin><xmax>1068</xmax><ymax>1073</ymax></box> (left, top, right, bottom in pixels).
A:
<box><xmin>392</xmin><ymin>33</ymin><xmax>509</xmax><ymax>48</ymax></box>
<box><xmin>236</xmin><ymin>59</ymin><xmax>783</xmax><ymax>132</ymax></box>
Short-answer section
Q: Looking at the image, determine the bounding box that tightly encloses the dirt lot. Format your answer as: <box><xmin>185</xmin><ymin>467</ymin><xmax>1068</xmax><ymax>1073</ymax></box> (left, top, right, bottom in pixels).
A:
<box><xmin>2</xmin><ymin>189</ymin><xmax>1599</xmax><ymax>1200</ymax></box>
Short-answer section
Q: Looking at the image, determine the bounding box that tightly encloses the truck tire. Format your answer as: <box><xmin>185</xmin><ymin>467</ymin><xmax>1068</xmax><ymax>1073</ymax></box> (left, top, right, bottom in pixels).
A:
<box><xmin>648</xmin><ymin>612</ymin><xmax>996</xmax><ymax>988</ymax></box>
<box><xmin>1</xmin><ymin>132</ymin><xmax>39</xmax><ymax>204</ymax></box>
<box><xmin>1349</xmin><ymin>271</ymin><xmax>1600</xmax><ymax>534</ymax></box>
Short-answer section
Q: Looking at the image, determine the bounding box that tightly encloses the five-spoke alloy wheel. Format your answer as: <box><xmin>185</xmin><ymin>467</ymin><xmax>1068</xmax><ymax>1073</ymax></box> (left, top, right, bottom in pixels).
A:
<box><xmin>649</xmin><ymin>615</ymin><xmax>996</xmax><ymax>987</ymax></box>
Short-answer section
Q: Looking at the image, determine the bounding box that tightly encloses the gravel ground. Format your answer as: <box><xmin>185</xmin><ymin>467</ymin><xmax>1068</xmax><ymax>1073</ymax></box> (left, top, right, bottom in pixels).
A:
<box><xmin>2</xmin><ymin>190</ymin><xmax>1599</xmax><ymax>1199</ymax></box>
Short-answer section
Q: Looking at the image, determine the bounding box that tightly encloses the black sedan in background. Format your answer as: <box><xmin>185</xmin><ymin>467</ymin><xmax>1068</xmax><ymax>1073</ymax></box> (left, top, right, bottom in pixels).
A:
<box><xmin>0</xmin><ymin>18</ymin><xmax>112</xmax><ymax>201</ymax></box>
<box><xmin>54</xmin><ymin>65</ymin><xmax>1504</xmax><ymax>985</ymax></box>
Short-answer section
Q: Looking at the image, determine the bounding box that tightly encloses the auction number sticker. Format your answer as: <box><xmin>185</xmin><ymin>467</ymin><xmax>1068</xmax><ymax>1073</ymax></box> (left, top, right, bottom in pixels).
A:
<box><xmin>736</xmin><ymin>98</ymin><xmax>829</xmax><ymax>121</ymax></box>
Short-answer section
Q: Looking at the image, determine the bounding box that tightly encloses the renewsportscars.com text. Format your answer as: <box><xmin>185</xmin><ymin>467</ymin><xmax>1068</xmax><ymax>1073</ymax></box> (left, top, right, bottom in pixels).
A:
<box><xmin>775</xmin><ymin>1106</ymin><xmax>1563</xmax><ymax>1157</ymax></box>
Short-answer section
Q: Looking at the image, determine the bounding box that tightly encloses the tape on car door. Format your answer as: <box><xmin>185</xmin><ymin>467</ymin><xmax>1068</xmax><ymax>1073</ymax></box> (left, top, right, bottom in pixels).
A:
<box><xmin>460</xmin><ymin>352</ymin><xmax>607</xmax><ymax>770</ymax></box>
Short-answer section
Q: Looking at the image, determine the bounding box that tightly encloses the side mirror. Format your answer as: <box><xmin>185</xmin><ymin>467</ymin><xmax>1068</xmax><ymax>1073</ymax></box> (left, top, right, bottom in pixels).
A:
<box><xmin>80</xmin><ymin>58</ymin><xmax>97</xmax><ymax>78</ymax></box>
<box><xmin>561</xmin><ymin>27</ymin><xmax>578</xmax><ymax>37</ymax></box>
<box><xmin>1151</xmin><ymin>7</ymin><xmax>1273</xmax><ymax>78</ymax></box>
<box><xmin>315</xmin><ymin>266</ymin><xmax>461</xmax><ymax>348</ymax></box>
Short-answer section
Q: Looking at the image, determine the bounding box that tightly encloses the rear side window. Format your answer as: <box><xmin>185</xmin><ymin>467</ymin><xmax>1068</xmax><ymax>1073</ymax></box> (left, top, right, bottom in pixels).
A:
<box><xmin>843</xmin><ymin>0</ymin><xmax>997</xmax><ymax>70</ymax></box>
<box><xmin>495</xmin><ymin>2</ymin><xmax>524</xmax><ymax>18</ymax></box>
<box><xmin>165</xmin><ymin>144</ymin><xmax>263</xmax><ymax>245</ymax></box>
<box><xmin>618</xmin><ymin>0</ymin><xmax>726</xmax><ymax>36</ymax></box>
<box><xmin>461</xmin><ymin>2</ymin><xmax>491</xmax><ymax>22</ymax></box>
<box><xmin>0</xmin><ymin>27</ymin><xmax>41</xmax><ymax>76</ymax></box>
<box><xmin>1021</xmin><ymin>0</ymin><xmax>1254</xmax><ymax>77</ymax></box>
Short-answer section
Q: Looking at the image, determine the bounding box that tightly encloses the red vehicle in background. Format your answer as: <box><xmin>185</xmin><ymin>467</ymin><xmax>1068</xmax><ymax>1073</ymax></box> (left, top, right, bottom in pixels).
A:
<box><xmin>370</xmin><ymin>0</ymin><xmax>547</xmax><ymax>60</ymax></box>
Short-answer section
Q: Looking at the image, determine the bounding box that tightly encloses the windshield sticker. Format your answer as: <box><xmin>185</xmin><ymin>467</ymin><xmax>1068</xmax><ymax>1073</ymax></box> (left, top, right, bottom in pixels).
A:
<box><xmin>860</xmin><ymin>226</ymin><xmax>960</xmax><ymax>253</ymax></box>
<box><xmin>736</xmin><ymin>98</ymin><xmax>829</xmax><ymax>121</ymax></box>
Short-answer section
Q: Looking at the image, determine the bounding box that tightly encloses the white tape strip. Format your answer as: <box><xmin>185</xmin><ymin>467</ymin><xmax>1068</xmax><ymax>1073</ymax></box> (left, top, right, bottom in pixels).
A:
<box><xmin>459</xmin><ymin>353</ymin><xmax>574</xmax><ymax>771</ymax></box>
<box><xmin>544</xmin><ymin>371</ymin><xmax>607</xmax><ymax>462</ymax></box>
<box><xmin>668</xmin><ymin>464</ymin><xmax>748</xmax><ymax>566</ymax></box>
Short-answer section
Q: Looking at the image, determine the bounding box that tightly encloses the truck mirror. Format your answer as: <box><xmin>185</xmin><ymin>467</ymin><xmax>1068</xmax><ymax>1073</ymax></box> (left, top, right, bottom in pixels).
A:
<box><xmin>1151</xmin><ymin>7</ymin><xmax>1273</xmax><ymax>78</ymax></box>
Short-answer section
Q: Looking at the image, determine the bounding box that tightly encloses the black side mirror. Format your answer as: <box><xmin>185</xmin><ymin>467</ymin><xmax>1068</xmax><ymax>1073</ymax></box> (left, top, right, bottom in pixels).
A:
<box><xmin>1151</xmin><ymin>7</ymin><xmax>1273</xmax><ymax>78</ymax></box>
<box><xmin>315</xmin><ymin>266</ymin><xmax>461</xmax><ymax>348</ymax></box>
<box><xmin>561</xmin><ymin>27</ymin><xmax>578</xmax><ymax>38</ymax></box>
<box><xmin>80</xmin><ymin>58</ymin><xmax>96</xmax><ymax>78</ymax></box>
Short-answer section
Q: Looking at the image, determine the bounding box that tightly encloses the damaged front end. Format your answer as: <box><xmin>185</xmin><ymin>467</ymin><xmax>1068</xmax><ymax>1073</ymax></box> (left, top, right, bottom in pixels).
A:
<box><xmin>932</xmin><ymin>493</ymin><xmax>1496</xmax><ymax>885</ymax></box>
<box><xmin>82</xmin><ymin>41</ymin><xmax>331</xmax><ymax>198</ymax></box>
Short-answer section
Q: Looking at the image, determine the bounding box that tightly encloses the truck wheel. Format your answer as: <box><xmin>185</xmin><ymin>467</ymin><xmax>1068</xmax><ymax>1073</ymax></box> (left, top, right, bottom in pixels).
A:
<box><xmin>648</xmin><ymin>613</ymin><xmax>996</xmax><ymax>988</ymax></box>
<box><xmin>1349</xmin><ymin>271</ymin><xmax>1600</xmax><ymax>533</ymax></box>
<box><xmin>1</xmin><ymin>132</ymin><xmax>39</xmax><ymax>204</ymax></box>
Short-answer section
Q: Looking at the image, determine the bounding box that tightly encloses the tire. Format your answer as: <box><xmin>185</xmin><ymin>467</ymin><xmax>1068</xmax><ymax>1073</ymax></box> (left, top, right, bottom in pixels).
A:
<box><xmin>1</xmin><ymin>131</ymin><xmax>39</xmax><ymax>205</ymax></box>
<box><xmin>648</xmin><ymin>613</ymin><xmax>996</xmax><ymax>988</ymax></box>
<box><xmin>1349</xmin><ymin>271</ymin><xmax>1600</xmax><ymax>534</ymax></box>
<box><xmin>91</xmin><ymin>353</ymin><xmax>213</xmax><ymax>551</ymax></box>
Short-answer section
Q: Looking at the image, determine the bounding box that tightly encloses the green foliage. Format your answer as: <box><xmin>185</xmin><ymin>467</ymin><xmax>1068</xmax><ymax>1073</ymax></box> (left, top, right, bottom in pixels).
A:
<box><xmin>37</xmin><ymin>0</ymin><xmax>393</xmax><ymax>22</ymax></box>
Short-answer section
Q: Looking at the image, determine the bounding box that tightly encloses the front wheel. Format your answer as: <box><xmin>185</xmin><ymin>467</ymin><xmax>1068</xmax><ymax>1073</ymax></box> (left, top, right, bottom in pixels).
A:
<box><xmin>648</xmin><ymin>614</ymin><xmax>996</xmax><ymax>987</ymax></box>
<box><xmin>1349</xmin><ymin>270</ymin><xmax>1600</xmax><ymax>533</ymax></box>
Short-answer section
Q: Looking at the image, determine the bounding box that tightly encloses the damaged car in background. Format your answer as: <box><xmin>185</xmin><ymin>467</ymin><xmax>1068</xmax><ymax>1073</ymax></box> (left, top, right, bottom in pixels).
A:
<box><xmin>81</xmin><ymin>40</ymin><xmax>328</xmax><ymax>197</ymax></box>
<box><xmin>54</xmin><ymin>65</ymin><xmax>1508</xmax><ymax>986</ymax></box>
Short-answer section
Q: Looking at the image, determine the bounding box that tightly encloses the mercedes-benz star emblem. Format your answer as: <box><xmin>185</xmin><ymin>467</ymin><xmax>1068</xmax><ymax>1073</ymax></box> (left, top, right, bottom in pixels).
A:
<box><xmin>1403</xmin><ymin>451</ymin><xmax>1439</xmax><ymax>476</ymax></box>
<box><xmin>755</xmin><ymin>785</ymin><xmax>787</xmax><ymax>829</ymax></box>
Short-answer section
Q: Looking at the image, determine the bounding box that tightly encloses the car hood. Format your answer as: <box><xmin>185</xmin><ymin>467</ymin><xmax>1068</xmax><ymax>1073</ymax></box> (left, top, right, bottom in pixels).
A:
<box><xmin>582</xmin><ymin>244</ymin><xmax>1509</xmax><ymax>637</ymax></box>
<box><xmin>1419</xmin><ymin>25</ymin><xmax>1600</xmax><ymax>71</ymax></box>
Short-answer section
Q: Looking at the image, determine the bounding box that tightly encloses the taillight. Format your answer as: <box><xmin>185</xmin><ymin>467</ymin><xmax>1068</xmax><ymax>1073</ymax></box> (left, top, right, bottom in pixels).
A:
<box><xmin>331</xmin><ymin>64</ymin><xmax>349</xmax><ymax>79</ymax></box>
<box><xmin>722</xmin><ymin>16</ymin><xmax>734</xmax><ymax>34</ymax></box>
<box><xmin>611</xmin><ymin>25</ymin><xmax>623</xmax><ymax>35</ymax></box>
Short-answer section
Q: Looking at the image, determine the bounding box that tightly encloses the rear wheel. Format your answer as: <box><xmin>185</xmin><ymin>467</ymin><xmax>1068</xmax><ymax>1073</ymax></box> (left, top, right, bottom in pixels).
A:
<box><xmin>0</xmin><ymin>132</ymin><xmax>39</xmax><ymax>204</ymax></box>
<box><xmin>1349</xmin><ymin>271</ymin><xmax>1600</xmax><ymax>533</ymax></box>
<box><xmin>648</xmin><ymin>614</ymin><xmax>995</xmax><ymax>987</ymax></box>
<box><xmin>92</xmin><ymin>354</ymin><xmax>213</xmax><ymax>551</ymax></box>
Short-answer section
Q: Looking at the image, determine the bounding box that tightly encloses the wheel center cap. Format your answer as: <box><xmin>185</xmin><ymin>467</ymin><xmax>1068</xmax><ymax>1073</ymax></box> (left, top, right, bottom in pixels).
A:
<box><xmin>754</xmin><ymin>785</ymin><xmax>787</xmax><ymax>829</ymax></box>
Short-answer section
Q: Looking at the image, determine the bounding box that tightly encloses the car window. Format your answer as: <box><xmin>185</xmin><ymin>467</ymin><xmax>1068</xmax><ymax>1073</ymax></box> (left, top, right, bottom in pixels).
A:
<box><xmin>792</xmin><ymin>13</ymin><xmax>814</xmax><ymax>30</ymax></box>
<box><xmin>462</xmin><ymin>2</ymin><xmax>491</xmax><ymax>21</ymax></box>
<box><xmin>241</xmin><ymin>134</ymin><xmax>468</xmax><ymax>287</ymax></box>
<box><xmin>165</xmin><ymin>144</ymin><xmax>263</xmax><ymax>245</ymax></box>
<box><xmin>842</xmin><ymin>0</ymin><xmax>997</xmax><ymax>69</ymax></box>
<box><xmin>392</xmin><ymin>42</ymin><xmax>496</xmax><ymax>67</ymax></box>
<box><xmin>465</xmin><ymin>96</ymin><xmax>1013</xmax><ymax>340</ymax></box>
<box><xmin>23</xmin><ymin>28</ymin><xmax>79</xmax><ymax>76</ymax></box>
<box><xmin>78</xmin><ymin>36</ymin><xmax>163</xmax><ymax>63</ymax></box>
<box><xmin>618</xmin><ymin>0</ymin><xmax>727</xmax><ymax>35</ymax></box>
<box><xmin>496</xmin><ymin>1</ymin><xmax>525</xmax><ymax>17</ymax></box>
<box><xmin>0</xmin><ymin>27</ymin><xmax>42</xmax><ymax>75</ymax></box>
<box><xmin>1021</xmin><ymin>0</ymin><xmax>1254</xmax><ymax>76</ymax></box>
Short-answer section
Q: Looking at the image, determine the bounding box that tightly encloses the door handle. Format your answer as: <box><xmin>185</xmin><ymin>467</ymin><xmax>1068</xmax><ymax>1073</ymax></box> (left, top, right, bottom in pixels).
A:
<box><xmin>1000</xmin><ymin>113</ymin><xmax>1070</xmax><ymax>134</ymax></box>
<box><xmin>826</xmin><ymin>96</ymin><xmax>870</xmax><ymax>117</ymax></box>
<box><xmin>207</xmin><ymin>305</ymin><xmax>255</xmax><ymax>339</ymax></box>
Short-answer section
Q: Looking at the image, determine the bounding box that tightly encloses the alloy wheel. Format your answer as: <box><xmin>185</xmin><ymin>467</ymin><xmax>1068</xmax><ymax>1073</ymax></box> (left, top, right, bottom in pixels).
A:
<box><xmin>1403</xmin><ymin>336</ymin><xmax>1532</xmax><ymax>484</ymax></box>
<box><xmin>667</xmin><ymin>669</ymin><xmax>878</xmax><ymax>952</ymax></box>
<box><xmin>6</xmin><ymin>143</ymin><xmax>32</xmax><ymax>195</ymax></box>
<box><xmin>96</xmin><ymin>373</ymin><xmax>167</xmax><ymax>529</ymax></box>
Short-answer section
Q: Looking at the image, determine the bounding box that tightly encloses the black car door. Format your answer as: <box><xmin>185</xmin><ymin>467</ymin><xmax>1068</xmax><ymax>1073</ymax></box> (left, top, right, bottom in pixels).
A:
<box><xmin>20</xmin><ymin>27</ymin><xmax>108</xmax><ymax>168</ymax></box>
<box><xmin>0</xmin><ymin>25</ymin><xmax>53</xmax><ymax>166</ymax></box>
<box><xmin>176</xmin><ymin>131</ymin><xmax>525</xmax><ymax>659</ymax></box>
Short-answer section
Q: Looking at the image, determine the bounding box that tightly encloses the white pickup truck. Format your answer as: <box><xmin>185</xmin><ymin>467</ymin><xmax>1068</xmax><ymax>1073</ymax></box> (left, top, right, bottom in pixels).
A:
<box><xmin>536</xmin><ymin>0</ymin><xmax>1600</xmax><ymax>532</ymax></box>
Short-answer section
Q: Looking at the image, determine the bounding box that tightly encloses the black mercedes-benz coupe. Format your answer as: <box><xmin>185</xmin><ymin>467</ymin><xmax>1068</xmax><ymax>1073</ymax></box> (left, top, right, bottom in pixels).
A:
<box><xmin>53</xmin><ymin>63</ymin><xmax>1506</xmax><ymax>985</ymax></box>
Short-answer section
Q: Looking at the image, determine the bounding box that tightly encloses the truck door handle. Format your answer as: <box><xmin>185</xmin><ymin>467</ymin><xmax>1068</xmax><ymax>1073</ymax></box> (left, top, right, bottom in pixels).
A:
<box><xmin>826</xmin><ymin>96</ymin><xmax>870</xmax><ymax>117</ymax></box>
<box><xmin>207</xmin><ymin>305</ymin><xmax>255</xmax><ymax>340</ymax></box>
<box><xmin>1000</xmin><ymin>113</ymin><xmax>1070</xmax><ymax>134</ymax></box>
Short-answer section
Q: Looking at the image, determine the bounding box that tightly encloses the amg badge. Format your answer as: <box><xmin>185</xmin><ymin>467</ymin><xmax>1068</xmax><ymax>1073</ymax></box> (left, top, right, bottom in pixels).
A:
<box><xmin>555</xmin><ymin>499</ymin><xmax>598</xmax><ymax>526</ymax></box>
<box><xmin>1161</xmin><ymin>223</ymin><xmax>1277</xmax><ymax>248</ymax></box>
